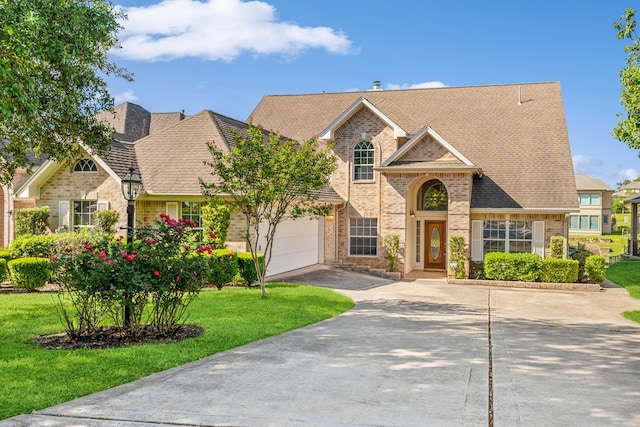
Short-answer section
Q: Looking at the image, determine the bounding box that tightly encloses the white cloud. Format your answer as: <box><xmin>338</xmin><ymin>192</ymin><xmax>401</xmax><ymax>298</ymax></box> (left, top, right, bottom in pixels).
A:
<box><xmin>386</xmin><ymin>81</ymin><xmax>448</xmax><ymax>90</ymax></box>
<box><xmin>617</xmin><ymin>168</ymin><xmax>639</xmax><ymax>182</ymax></box>
<box><xmin>113</xmin><ymin>90</ymin><xmax>139</xmax><ymax>104</ymax></box>
<box><xmin>113</xmin><ymin>0</ymin><xmax>353</xmax><ymax>62</ymax></box>
<box><xmin>572</xmin><ymin>154</ymin><xmax>600</xmax><ymax>173</ymax></box>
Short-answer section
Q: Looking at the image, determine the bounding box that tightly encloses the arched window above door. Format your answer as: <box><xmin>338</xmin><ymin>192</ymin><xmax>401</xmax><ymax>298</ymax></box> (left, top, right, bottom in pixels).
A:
<box><xmin>417</xmin><ymin>180</ymin><xmax>448</xmax><ymax>211</ymax></box>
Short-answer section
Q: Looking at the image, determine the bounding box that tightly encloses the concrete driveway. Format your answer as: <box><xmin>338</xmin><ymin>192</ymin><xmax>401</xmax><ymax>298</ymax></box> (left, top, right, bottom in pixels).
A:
<box><xmin>3</xmin><ymin>265</ymin><xmax>640</xmax><ymax>426</ymax></box>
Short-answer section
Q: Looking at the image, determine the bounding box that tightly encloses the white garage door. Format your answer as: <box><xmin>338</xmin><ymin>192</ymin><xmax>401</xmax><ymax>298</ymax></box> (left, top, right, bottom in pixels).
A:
<box><xmin>258</xmin><ymin>217</ymin><xmax>323</xmax><ymax>277</ymax></box>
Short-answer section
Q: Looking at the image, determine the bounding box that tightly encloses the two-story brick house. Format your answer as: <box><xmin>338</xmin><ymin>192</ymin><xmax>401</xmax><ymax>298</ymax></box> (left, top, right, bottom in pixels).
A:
<box><xmin>249</xmin><ymin>81</ymin><xmax>578</xmax><ymax>277</ymax></box>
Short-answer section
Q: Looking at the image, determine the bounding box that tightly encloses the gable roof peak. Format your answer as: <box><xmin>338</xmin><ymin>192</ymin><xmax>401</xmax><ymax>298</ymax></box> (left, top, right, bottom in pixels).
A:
<box><xmin>318</xmin><ymin>97</ymin><xmax>407</xmax><ymax>140</ymax></box>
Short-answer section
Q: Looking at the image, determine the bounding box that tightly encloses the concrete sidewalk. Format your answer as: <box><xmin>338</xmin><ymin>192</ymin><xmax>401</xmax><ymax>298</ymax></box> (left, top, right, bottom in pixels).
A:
<box><xmin>3</xmin><ymin>266</ymin><xmax>640</xmax><ymax>426</ymax></box>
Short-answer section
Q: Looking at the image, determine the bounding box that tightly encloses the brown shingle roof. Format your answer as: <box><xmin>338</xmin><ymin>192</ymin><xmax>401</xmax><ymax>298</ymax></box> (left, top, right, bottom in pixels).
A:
<box><xmin>575</xmin><ymin>173</ymin><xmax>613</xmax><ymax>192</ymax></box>
<box><xmin>249</xmin><ymin>82</ymin><xmax>578</xmax><ymax>211</ymax></box>
<box><xmin>133</xmin><ymin>110</ymin><xmax>247</xmax><ymax>195</ymax></box>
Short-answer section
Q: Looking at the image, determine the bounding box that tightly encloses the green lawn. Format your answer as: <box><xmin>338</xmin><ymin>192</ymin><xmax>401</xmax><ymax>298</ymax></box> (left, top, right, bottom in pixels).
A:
<box><xmin>606</xmin><ymin>260</ymin><xmax>640</xmax><ymax>322</ymax></box>
<box><xmin>0</xmin><ymin>284</ymin><xmax>354</xmax><ymax>420</ymax></box>
<box><xmin>569</xmin><ymin>232</ymin><xmax>629</xmax><ymax>258</ymax></box>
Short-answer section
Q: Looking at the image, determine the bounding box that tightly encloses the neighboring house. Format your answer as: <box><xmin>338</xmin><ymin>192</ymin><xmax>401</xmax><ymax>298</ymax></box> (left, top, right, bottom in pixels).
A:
<box><xmin>0</xmin><ymin>149</ymin><xmax>46</xmax><ymax>247</ymax></box>
<box><xmin>613</xmin><ymin>180</ymin><xmax>640</xmax><ymax>198</ymax></box>
<box><xmin>12</xmin><ymin>102</ymin><xmax>341</xmax><ymax>276</ymax></box>
<box><xmin>249</xmin><ymin>81</ymin><xmax>578</xmax><ymax>276</ymax></box>
<box><xmin>569</xmin><ymin>174</ymin><xmax>614</xmax><ymax>235</ymax></box>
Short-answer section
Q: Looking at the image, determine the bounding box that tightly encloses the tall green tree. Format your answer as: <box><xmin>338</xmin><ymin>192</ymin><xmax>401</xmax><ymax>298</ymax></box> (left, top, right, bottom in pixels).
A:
<box><xmin>201</xmin><ymin>124</ymin><xmax>337</xmax><ymax>298</ymax></box>
<box><xmin>0</xmin><ymin>0</ymin><xmax>131</xmax><ymax>184</ymax></box>
<box><xmin>613</xmin><ymin>8</ymin><xmax>640</xmax><ymax>149</ymax></box>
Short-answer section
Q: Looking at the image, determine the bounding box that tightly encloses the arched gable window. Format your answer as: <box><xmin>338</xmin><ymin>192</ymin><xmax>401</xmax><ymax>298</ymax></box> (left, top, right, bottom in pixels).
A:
<box><xmin>73</xmin><ymin>159</ymin><xmax>97</xmax><ymax>173</ymax></box>
<box><xmin>353</xmin><ymin>141</ymin><xmax>374</xmax><ymax>181</ymax></box>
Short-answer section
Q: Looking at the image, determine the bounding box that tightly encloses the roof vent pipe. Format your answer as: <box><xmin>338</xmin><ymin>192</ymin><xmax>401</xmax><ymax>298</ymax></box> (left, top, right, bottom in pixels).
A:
<box><xmin>372</xmin><ymin>80</ymin><xmax>382</xmax><ymax>90</ymax></box>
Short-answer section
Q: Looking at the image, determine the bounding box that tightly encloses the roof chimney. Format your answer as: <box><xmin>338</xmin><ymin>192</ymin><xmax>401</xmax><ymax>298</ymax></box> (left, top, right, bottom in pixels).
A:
<box><xmin>372</xmin><ymin>80</ymin><xmax>382</xmax><ymax>91</ymax></box>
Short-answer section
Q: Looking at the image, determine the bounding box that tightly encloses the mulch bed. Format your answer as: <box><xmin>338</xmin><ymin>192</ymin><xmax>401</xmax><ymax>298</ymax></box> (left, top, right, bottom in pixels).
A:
<box><xmin>34</xmin><ymin>324</ymin><xmax>204</xmax><ymax>350</ymax></box>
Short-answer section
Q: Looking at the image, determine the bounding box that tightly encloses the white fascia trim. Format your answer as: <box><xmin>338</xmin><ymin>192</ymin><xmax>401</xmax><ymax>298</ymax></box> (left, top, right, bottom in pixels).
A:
<box><xmin>471</xmin><ymin>208</ymin><xmax>578</xmax><ymax>214</ymax></box>
<box><xmin>382</xmin><ymin>126</ymin><xmax>475</xmax><ymax>167</ymax></box>
<box><xmin>15</xmin><ymin>159</ymin><xmax>59</xmax><ymax>199</ymax></box>
<box><xmin>318</xmin><ymin>97</ymin><xmax>407</xmax><ymax>141</ymax></box>
<box><xmin>81</xmin><ymin>143</ymin><xmax>123</xmax><ymax>183</ymax></box>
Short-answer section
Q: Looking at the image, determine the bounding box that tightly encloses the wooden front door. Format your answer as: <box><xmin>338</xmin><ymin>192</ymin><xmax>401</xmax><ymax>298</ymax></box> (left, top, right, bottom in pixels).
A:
<box><xmin>424</xmin><ymin>221</ymin><xmax>446</xmax><ymax>270</ymax></box>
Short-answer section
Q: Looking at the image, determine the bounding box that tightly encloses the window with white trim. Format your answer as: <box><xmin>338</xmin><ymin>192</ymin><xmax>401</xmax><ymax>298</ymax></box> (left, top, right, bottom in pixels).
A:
<box><xmin>73</xmin><ymin>200</ymin><xmax>97</xmax><ymax>230</ymax></box>
<box><xmin>353</xmin><ymin>141</ymin><xmax>374</xmax><ymax>181</ymax></box>
<box><xmin>73</xmin><ymin>159</ymin><xmax>98</xmax><ymax>173</ymax></box>
<box><xmin>483</xmin><ymin>220</ymin><xmax>533</xmax><ymax>255</ymax></box>
<box><xmin>349</xmin><ymin>218</ymin><xmax>378</xmax><ymax>256</ymax></box>
<box><xmin>181</xmin><ymin>201</ymin><xmax>203</xmax><ymax>229</ymax></box>
<box><xmin>569</xmin><ymin>215</ymin><xmax>600</xmax><ymax>231</ymax></box>
<box><xmin>578</xmin><ymin>193</ymin><xmax>601</xmax><ymax>206</ymax></box>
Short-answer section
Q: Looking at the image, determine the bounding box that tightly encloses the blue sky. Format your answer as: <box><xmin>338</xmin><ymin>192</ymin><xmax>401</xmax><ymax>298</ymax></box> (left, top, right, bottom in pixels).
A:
<box><xmin>107</xmin><ymin>0</ymin><xmax>638</xmax><ymax>189</ymax></box>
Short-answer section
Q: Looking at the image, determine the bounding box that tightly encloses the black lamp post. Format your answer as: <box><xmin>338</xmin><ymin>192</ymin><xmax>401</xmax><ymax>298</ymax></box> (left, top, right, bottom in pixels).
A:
<box><xmin>120</xmin><ymin>166</ymin><xmax>142</xmax><ymax>328</ymax></box>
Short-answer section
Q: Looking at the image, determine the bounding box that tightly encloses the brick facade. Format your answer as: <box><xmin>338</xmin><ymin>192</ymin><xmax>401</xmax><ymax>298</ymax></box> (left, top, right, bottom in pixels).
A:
<box><xmin>322</xmin><ymin>106</ymin><xmax>565</xmax><ymax>278</ymax></box>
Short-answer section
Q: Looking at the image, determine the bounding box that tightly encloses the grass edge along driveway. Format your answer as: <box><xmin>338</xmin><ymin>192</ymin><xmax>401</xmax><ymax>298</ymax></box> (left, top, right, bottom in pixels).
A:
<box><xmin>606</xmin><ymin>259</ymin><xmax>640</xmax><ymax>323</ymax></box>
<box><xmin>0</xmin><ymin>284</ymin><xmax>355</xmax><ymax>420</ymax></box>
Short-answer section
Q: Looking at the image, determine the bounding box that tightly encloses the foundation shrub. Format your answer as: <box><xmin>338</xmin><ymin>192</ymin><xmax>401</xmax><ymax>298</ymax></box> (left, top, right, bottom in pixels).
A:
<box><xmin>484</xmin><ymin>252</ymin><xmax>542</xmax><ymax>282</ymax></box>
<box><xmin>10</xmin><ymin>234</ymin><xmax>57</xmax><ymax>259</ymax></box>
<box><xmin>0</xmin><ymin>249</ymin><xmax>12</xmax><ymax>260</ymax></box>
<box><xmin>8</xmin><ymin>257</ymin><xmax>51</xmax><ymax>290</ymax></box>
<box><xmin>236</xmin><ymin>252</ymin><xmax>264</xmax><ymax>286</ymax></box>
<box><xmin>15</xmin><ymin>206</ymin><xmax>49</xmax><ymax>236</ymax></box>
<box><xmin>539</xmin><ymin>258</ymin><xmax>579</xmax><ymax>283</ymax></box>
<box><xmin>585</xmin><ymin>255</ymin><xmax>607</xmax><ymax>283</ymax></box>
<box><xmin>550</xmin><ymin>236</ymin><xmax>565</xmax><ymax>259</ymax></box>
<box><xmin>570</xmin><ymin>244</ymin><xmax>594</xmax><ymax>283</ymax></box>
<box><xmin>206</xmin><ymin>249</ymin><xmax>239</xmax><ymax>289</ymax></box>
<box><xmin>0</xmin><ymin>258</ymin><xmax>7</xmax><ymax>282</ymax></box>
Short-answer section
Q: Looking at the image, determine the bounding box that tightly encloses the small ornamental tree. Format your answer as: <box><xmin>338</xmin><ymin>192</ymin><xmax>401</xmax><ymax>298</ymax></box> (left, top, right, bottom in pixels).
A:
<box><xmin>14</xmin><ymin>206</ymin><xmax>49</xmax><ymax>236</ymax></box>
<box><xmin>201</xmin><ymin>123</ymin><xmax>337</xmax><ymax>298</ymax></box>
<box><xmin>382</xmin><ymin>234</ymin><xmax>401</xmax><ymax>272</ymax></box>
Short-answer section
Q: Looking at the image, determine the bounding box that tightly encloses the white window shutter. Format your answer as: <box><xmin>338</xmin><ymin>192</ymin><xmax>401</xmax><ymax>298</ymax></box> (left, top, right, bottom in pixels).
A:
<box><xmin>533</xmin><ymin>221</ymin><xmax>545</xmax><ymax>257</ymax></box>
<box><xmin>97</xmin><ymin>201</ymin><xmax>109</xmax><ymax>210</ymax></box>
<box><xmin>471</xmin><ymin>220</ymin><xmax>483</xmax><ymax>261</ymax></box>
<box><xmin>166</xmin><ymin>202</ymin><xmax>179</xmax><ymax>220</ymax></box>
<box><xmin>59</xmin><ymin>201</ymin><xmax>70</xmax><ymax>232</ymax></box>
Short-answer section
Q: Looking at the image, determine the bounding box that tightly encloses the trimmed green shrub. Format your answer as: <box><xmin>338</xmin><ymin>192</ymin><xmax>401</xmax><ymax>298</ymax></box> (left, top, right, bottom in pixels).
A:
<box><xmin>236</xmin><ymin>252</ymin><xmax>264</xmax><ymax>286</ymax></box>
<box><xmin>539</xmin><ymin>258</ymin><xmax>579</xmax><ymax>283</ymax></box>
<box><xmin>550</xmin><ymin>236</ymin><xmax>565</xmax><ymax>259</ymax></box>
<box><xmin>0</xmin><ymin>258</ymin><xmax>7</xmax><ymax>282</ymax></box>
<box><xmin>484</xmin><ymin>252</ymin><xmax>542</xmax><ymax>282</ymax></box>
<box><xmin>8</xmin><ymin>257</ymin><xmax>51</xmax><ymax>290</ymax></box>
<box><xmin>570</xmin><ymin>244</ymin><xmax>593</xmax><ymax>283</ymax></box>
<box><xmin>15</xmin><ymin>206</ymin><xmax>49</xmax><ymax>236</ymax></box>
<box><xmin>93</xmin><ymin>209</ymin><xmax>119</xmax><ymax>235</ymax></box>
<box><xmin>207</xmin><ymin>250</ymin><xmax>239</xmax><ymax>289</ymax></box>
<box><xmin>0</xmin><ymin>249</ymin><xmax>12</xmax><ymax>260</ymax></box>
<box><xmin>449</xmin><ymin>235</ymin><xmax>466</xmax><ymax>279</ymax></box>
<box><xmin>585</xmin><ymin>255</ymin><xmax>607</xmax><ymax>284</ymax></box>
<box><xmin>9</xmin><ymin>234</ymin><xmax>56</xmax><ymax>259</ymax></box>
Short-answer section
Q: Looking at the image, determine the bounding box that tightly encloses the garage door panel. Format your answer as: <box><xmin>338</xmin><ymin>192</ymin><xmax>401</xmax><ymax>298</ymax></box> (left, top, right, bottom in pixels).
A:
<box><xmin>259</xmin><ymin>217</ymin><xmax>320</xmax><ymax>276</ymax></box>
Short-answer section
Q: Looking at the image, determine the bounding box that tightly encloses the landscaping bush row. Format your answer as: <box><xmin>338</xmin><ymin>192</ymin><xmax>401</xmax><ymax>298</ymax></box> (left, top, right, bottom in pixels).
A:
<box><xmin>483</xmin><ymin>252</ymin><xmax>606</xmax><ymax>283</ymax></box>
<box><xmin>2</xmin><ymin>232</ymin><xmax>265</xmax><ymax>290</ymax></box>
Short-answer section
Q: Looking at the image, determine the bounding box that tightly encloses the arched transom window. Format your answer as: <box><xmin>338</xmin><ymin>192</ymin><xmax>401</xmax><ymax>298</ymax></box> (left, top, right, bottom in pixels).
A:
<box><xmin>418</xmin><ymin>180</ymin><xmax>448</xmax><ymax>211</ymax></box>
<box><xmin>73</xmin><ymin>159</ymin><xmax>97</xmax><ymax>173</ymax></box>
<box><xmin>353</xmin><ymin>140</ymin><xmax>374</xmax><ymax>181</ymax></box>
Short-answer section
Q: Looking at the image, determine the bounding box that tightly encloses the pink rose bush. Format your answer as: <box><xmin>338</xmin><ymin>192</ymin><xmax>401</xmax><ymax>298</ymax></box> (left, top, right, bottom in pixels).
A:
<box><xmin>51</xmin><ymin>214</ymin><xmax>235</xmax><ymax>337</ymax></box>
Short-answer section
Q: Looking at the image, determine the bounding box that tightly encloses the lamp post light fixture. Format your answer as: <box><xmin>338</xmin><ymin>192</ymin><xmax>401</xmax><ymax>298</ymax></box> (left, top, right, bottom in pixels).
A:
<box><xmin>120</xmin><ymin>166</ymin><xmax>142</xmax><ymax>328</ymax></box>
